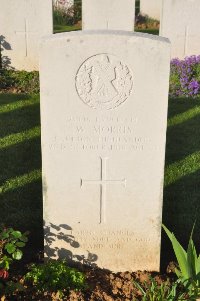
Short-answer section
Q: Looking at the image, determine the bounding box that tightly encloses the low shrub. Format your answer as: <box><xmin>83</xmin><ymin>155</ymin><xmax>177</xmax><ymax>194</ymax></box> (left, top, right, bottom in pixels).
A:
<box><xmin>163</xmin><ymin>224</ymin><xmax>200</xmax><ymax>299</ymax></box>
<box><xmin>53</xmin><ymin>0</ymin><xmax>81</xmax><ymax>26</ymax></box>
<box><xmin>135</xmin><ymin>0</ymin><xmax>140</xmax><ymax>16</ymax></box>
<box><xmin>0</xmin><ymin>225</ymin><xmax>28</xmax><ymax>271</ymax></box>
<box><xmin>170</xmin><ymin>55</ymin><xmax>200</xmax><ymax>98</ymax></box>
<box><xmin>53</xmin><ymin>5</ymin><xmax>74</xmax><ymax>26</ymax></box>
<box><xmin>0</xmin><ymin>226</ymin><xmax>28</xmax><ymax>298</ymax></box>
<box><xmin>135</xmin><ymin>13</ymin><xmax>159</xmax><ymax>29</ymax></box>
<box><xmin>73</xmin><ymin>0</ymin><xmax>82</xmax><ymax>24</ymax></box>
<box><xmin>0</xmin><ymin>69</ymin><xmax>39</xmax><ymax>94</ymax></box>
<box><xmin>133</xmin><ymin>277</ymin><xmax>190</xmax><ymax>301</ymax></box>
<box><xmin>24</xmin><ymin>260</ymin><xmax>86</xmax><ymax>298</ymax></box>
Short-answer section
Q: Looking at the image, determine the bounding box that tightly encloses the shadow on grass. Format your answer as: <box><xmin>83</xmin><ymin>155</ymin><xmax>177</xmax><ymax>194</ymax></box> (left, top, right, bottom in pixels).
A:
<box><xmin>165</xmin><ymin>98</ymin><xmax>200</xmax><ymax>166</ymax></box>
<box><xmin>165</xmin><ymin>114</ymin><xmax>200</xmax><ymax>166</ymax></box>
<box><xmin>0</xmin><ymin>99</ymin><xmax>40</xmax><ymax>138</ymax></box>
<box><xmin>161</xmin><ymin>169</ymin><xmax>200</xmax><ymax>271</ymax></box>
<box><xmin>0</xmin><ymin>93</ymin><xmax>29</xmax><ymax>105</ymax></box>
<box><xmin>0</xmin><ymin>181</ymin><xmax>43</xmax><ymax>252</ymax></box>
<box><xmin>167</xmin><ymin>97</ymin><xmax>200</xmax><ymax>118</ymax></box>
<box><xmin>161</xmin><ymin>98</ymin><xmax>200</xmax><ymax>271</ymax></box>
<box><xmin>0</xmin><ymin>94</ymin><xmax>43</xmax><ymax>259</ymax></box>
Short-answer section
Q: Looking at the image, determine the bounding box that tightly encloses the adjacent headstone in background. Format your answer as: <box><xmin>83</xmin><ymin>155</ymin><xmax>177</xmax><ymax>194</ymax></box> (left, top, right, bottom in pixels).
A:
<box><xmin>140</xmin><ymin>0</ymin><xmax>161</xmax><ymax>20</ymax></box>
<box><xmin>40</xmin><ymin>30</ymin><xmax>170</xmax><ymax>272</ymax></box>
<box><xmin>82</xmin><ymin>0</ymin><xmax>135</xmax><ymax>31</ymax></box>
<box><xmin>0</xmin><ymin>0</ymin><xmax>53</xmax><ymax>71</ymax></box>
<box><xmin>160</xmin><ymin>0</ymin><xmax>200</xmax><ymax>59</ymax></box>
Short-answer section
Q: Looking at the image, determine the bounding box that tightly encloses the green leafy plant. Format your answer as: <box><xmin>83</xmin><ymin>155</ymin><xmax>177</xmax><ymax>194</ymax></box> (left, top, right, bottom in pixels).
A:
<box><xmin>162</xmin><ymin>224</ymin><xmax>200</xmax><ymax>297</ymax></box>
<box><xmin>53</xmin><ymin>5</ymin><xmax>74</xmax><ymax>26</ymax></box>
<box><xmin>0</xmin><ymin>281</ymin><xmax>24</xmax><ymax>299</ymax></box>
<box><xmin>0</xmin><ymin>69</ymin><xmax>39</xmax><ymax>94</ymax></box>
<box><xmin>53</xmin><ymin>0</ymin><xmax>81</xmax><ymax>26</ymax></box>
<box><xmin>0</xmin><ymin>226</ymin><xmax>28</xmax><ymax>298</ymax></box>
<box><xmin>133</xmin><ymin>277</ymin><xmax>189</xmax><ymax>301</ymax></box>
<box><xmin>135</xmin><ymin>13</ymin><xmax>159</xmax><ymax>30</ymax></box>
<box><xmin>73</xmin><ymin>0</ymin><xmax>82</xmax><ymax>24</ymax></box>
<box><xmin>24</xmin><ymin>260</ymin><xmax>86</xmax><ymax>298</ymax></box>
<box><xmin>0</xmin><ymin>225</ymin><xmax>28</xmax><ymax>271</ymax></box>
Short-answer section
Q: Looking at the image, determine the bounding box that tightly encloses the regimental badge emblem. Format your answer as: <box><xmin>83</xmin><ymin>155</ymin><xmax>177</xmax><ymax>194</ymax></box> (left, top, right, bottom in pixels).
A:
<box><xmin>75</xmin><ymin>54</ymin><xmax>133</xmax><ymax>110</ymax></box>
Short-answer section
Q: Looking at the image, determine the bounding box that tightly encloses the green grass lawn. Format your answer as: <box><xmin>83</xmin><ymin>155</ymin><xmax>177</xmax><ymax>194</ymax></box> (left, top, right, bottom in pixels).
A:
<box><xmin>0</xmin><ymin>94</ymin><xmax>43</xmax><ymax>256</ymax></box>
<box><xmin>135</xmin><ymin>28</ymin><xmax>159</xmax><ymax>35</ymax></box>
<box><xmin>54</xmin><ymin>24</ymin><xmax>81</xmax><ymax>33</ymax></box>
<box><xmin>162</xmin><ymin>98</ymin><xmax>200</xmax><ymax>266</ymax></box>
<box><xmin>0</xmin><ymin>93</ymin><xmax>200</xmax><ymax>266</ymax></box>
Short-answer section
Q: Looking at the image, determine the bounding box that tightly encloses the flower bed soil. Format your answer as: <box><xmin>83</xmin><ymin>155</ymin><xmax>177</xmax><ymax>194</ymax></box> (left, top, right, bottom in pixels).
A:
<box><xmin>3</xmin><ymin>264</ymin><xmax>178</xmax><ymax>301</ymax></box>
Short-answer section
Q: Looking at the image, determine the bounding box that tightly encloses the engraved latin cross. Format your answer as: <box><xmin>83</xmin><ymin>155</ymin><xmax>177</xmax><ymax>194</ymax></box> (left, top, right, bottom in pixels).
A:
<box><xmin>15</xmin><ymin>19</ymin><xmax>36</xmax><ymax>57</ymax></box>
<box><xmin>81</xmin><ymin>157</ymin><xmax>126</xmax><ymax>224</ymax></box>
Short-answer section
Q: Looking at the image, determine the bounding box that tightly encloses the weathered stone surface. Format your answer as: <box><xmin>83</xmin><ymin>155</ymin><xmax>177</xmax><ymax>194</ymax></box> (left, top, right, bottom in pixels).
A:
<box><xmin>140</xmin><ymin>0</ymin><xmax>161</xmax><ymax>20</ymax></box>
<box><xmin>160</xmin><ymin>0</ymin><xmax>200</xmax><ymax>59</ymax></box>
<box><xmin>40</xmin><ymin>31</ymin><xmax>170</xmax><ymax>272</ymax></box>
<box><xmin>82</xmin><ymin>0</ymin><xmax>135</xmax><ymax>31</ymax></box>
<box><xmin>0</xmin><ymin>0</ymin><xmax>53</xmax><ymax>71</ymax></box>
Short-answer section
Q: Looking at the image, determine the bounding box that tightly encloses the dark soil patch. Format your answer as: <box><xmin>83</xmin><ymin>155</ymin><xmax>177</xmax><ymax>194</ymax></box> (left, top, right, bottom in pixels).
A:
<box><xmin>2</xmin><ymin>261</ymin><xmax>178</xmax><ymax>301</ymax></box>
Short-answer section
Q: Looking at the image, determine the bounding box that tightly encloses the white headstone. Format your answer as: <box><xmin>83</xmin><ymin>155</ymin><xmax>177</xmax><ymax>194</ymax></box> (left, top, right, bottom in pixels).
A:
<box><xmin>160</xmin><ymin>0</ymin><xmax>200</xmax><ymax>59</ymax></box>
<box><xmin>0</xmin><ymin>0</ymin><xmax>53</xmax><ymax>71</ymax></box>
<box><xmin>140</xmin><ymin>0</ymin><xmax>161</xmax><ymax>20</ymax></box>
<box><xmin>82</xmin><ymin>0</ymin><xmax>135</xmax><ymax>31</ymax></box>
<box><xmin>40</xmin><ymin>31</ymin><xmax>170</xmax><ymax>272</ymax></box>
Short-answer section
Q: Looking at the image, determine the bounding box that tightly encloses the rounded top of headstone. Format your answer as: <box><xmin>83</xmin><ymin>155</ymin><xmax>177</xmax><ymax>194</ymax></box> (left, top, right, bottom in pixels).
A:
<box><xmin>40</xmin><ymin>30</ymin><xmax>170</xmax><ymax>45</ymax></box>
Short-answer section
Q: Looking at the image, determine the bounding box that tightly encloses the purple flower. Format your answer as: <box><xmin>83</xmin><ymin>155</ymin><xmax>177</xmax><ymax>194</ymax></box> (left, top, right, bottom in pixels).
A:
<box><xmin>189</xmin><ymin>80</ymin><xmax>199</xmax><ymax>89</ymax></box>
<box><xmin>170</xmin><ymin>55</ymin><xmax>200</xmax><ymax>98</ymax></box>
<box><xmin>188</xmin><ymin>80</ymin><xmax>200</xmax><ymax>94</ymax></box>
